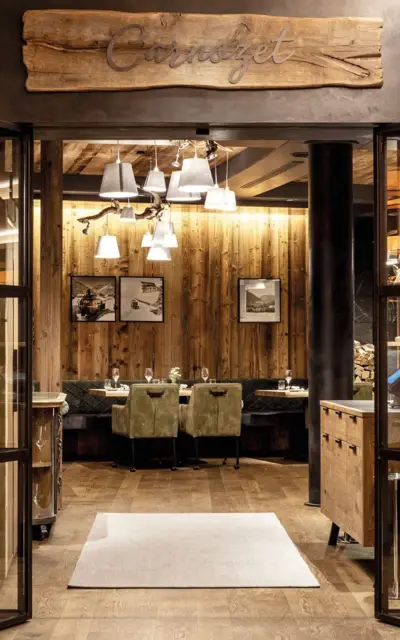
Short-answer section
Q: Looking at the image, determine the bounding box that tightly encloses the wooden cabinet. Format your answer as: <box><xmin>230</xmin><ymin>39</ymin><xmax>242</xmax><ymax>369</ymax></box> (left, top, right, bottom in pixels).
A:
<box><xmin>320</xmin><ymin>400</ymin><xmax>374</xmax><ymax>547</ymax></box>
<box><xmin>32</xmin><ymin>393</ymin><xmax>66</xmax><ymax>539</ymax></box>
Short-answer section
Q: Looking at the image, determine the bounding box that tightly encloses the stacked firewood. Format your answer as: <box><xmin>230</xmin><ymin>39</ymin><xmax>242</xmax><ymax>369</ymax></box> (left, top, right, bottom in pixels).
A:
<box><xmin>354</xmin><ymin>341</ymin><xmax>375</xmax><ymax>383</ymax></box>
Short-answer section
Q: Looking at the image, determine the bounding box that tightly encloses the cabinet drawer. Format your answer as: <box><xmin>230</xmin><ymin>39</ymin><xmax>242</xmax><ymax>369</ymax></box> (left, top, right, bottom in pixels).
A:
<box><xmin>321</xmin><ymin>406</ymin><xmax>347</xmax><ymax>440</ymax></box>
<box><xmin>344</xmin><ymin>413</ymin><xmax>363</xmax><ymax>448</ymax></box>
<box><xmin>345</xmin><ymin>442</ymin><xmax>373</xmax><ymax>546</ymax></box>
<box><xmin>321</xmin><ymin>432</ymin><xmax>334</xmax><ymax>520</ymax></box>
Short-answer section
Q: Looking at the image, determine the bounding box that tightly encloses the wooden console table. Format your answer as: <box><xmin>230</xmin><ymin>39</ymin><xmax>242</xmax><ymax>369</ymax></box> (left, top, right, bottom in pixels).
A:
<box><xmin>32</xmin><ymin>392</ymin><xmax>66</xmax><ymax>540</ymax></box>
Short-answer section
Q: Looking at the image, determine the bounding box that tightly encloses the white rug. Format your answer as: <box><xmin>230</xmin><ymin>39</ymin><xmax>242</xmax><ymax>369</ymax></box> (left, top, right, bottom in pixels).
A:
<box><xmin>69</xmin><ymin>512</ymin><xmax>319</xmax><ymax>588</ymax></box>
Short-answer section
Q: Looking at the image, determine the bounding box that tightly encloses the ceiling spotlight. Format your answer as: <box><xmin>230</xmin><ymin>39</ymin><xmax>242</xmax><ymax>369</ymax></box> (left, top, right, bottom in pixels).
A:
<box><xmin>171</xmin><ymin>150</ymin><xmax>181</xmax><ymax>168</ymax></box>
<box><xmin>206</xmin><ymin>140</ymin><xmax>219</xmax><ymax>162</ymax></box>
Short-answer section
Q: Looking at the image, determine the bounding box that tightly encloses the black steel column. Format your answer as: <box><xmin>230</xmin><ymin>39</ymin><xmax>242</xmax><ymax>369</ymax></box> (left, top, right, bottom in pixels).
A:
<box><xmin>307</xmin><ymin>142</ymin><xmax>354</xmax><ymax>506</ymax></box>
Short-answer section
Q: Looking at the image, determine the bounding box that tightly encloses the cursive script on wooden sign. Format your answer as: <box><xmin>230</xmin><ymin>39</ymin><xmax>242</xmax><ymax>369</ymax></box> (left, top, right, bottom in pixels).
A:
<box><xmin>22</xmin><ymin>10</ymin><xmax>383</xmax><ymax>92</ymax></box>
<box><xmin>106</xmin><ymin>23</ymin><xmax>297</xmax><ymax>85</ymax></box>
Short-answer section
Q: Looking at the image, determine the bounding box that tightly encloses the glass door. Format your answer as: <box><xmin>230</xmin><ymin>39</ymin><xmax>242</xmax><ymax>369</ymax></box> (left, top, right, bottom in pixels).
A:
<box><xmin>0</xmin><ymin>124</ymin><xmax>33</xmax><ymax>630</ymax></box>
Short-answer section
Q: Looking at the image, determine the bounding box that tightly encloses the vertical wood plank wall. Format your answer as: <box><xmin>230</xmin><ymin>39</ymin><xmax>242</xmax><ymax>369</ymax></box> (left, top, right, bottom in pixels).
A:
<box><xmin>33</xmin><ymin>201</ymin><xmax>308</xmax><ymax>381</ymax></box>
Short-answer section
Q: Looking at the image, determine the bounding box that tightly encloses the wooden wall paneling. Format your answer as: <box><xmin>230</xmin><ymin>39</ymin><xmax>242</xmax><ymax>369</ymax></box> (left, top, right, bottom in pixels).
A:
<box><xmin>127</xmin><ymin>218</ymin><xmax>145</xmax><ymax>379</ymax></box>
<box><xmin>288</xmin><ymin>212</ymin><xmax>307</xmax><ymax>376</ymax></box>
<box><xmin>66</xmin><ymin>203</ymin><xmax>79</xmax><ymax>378</ymax></box>
<box><xmin>266</xmin><ymin>212</ymin><xmax>281</xmax><ymax>378</ymax></box>
<box><xmin>229</xmin><ymin>215</ymin><xmax>240</xmax><ymax>379</ymax></box>
<box><xmin>208</xmin><ymin>212</ymin><xmax>221</xmax><ymax>380</ymax></box>
<box><xmin>261</xmin><ymin>212</ymin><xmax>273</xmax><ymax>378</ymax></box>
<box><xmin>219</xmin><ymin>214</ymin><xmax>233</xmax><ymax>380</ymax></box>
<box><xmin>33</xmin><ymin>202</ymin><xmax>308</xmax><ymax>381</ymax></box>
<box><xmin>39</xmin><ymin>141</ymin><xmax>63</xmax><ymax>392</ymax></box>
<box><xmin>180</xmin><ymin>211</ymin><xmax>191</xmax><ymax>378</ymax></box>
<box><xmin>277</xmin><ymin>210</ymin><xmax>290</xmax><ymax>377</ymax></box>
<box><xmin>168</xmin><ymin>209</ymin><xmax>183</xmax><ymax>376</ymax></box>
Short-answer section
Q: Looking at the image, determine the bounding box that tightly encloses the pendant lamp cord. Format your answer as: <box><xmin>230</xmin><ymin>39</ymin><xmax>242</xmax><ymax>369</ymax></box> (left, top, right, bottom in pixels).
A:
<box><xmin>154</xmin><ymin>140</ymin><xmax>158</xmax><ymax>169</ymax></box>
<box><xmin>225</xmin><ymin>149</ymin><xmax>229</xmax><ymax>189</ymax></box>
<box><xmin>117</xmin><ymin>140</ymin><xmax>120</xmax><ymax>164</ymax></box>
<box><xmin>214</xmin><ymin>157</ymin><xmax>218</xmax><ymax>186</ymax></box>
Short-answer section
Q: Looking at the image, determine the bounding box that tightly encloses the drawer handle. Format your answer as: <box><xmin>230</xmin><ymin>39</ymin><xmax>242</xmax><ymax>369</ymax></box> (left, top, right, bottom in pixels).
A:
<box><xmin>335</xmin><ymin>411</ymin><xmax>342</xmax><ymax>418</ymax></box>
<box><xmin>323</xmin><ymin>407</ymin><xmax>329</xmax><ymax>413</ymax></box>
<box><xmin>349</xmin><ymin>444</ymin><xmax>357</xmax><ymax>452</ymax></box>
<box><xmin>349</xmin><ymin>415</ymin><xmax>357</xmax><ymax>423</ymax></box>
<box><xmin>335</xmin><ymin>438</ymin><xmax>342</xmax><ymax>445</ymax></box>
<box><xmin>322</xmin><ymin>433</ymin><xmax>329</xmax><ymax>439</ymax></box>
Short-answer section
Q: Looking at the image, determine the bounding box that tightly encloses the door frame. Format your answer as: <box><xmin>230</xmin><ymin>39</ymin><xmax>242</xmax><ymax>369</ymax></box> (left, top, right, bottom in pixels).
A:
<box><xmin>0</xmin><ymin>123</ymin><xmax>33</xmax><ymax>631</ymax></box>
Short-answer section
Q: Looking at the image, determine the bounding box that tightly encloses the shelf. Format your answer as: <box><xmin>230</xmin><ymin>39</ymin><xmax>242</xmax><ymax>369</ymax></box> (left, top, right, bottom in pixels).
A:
<box><xmin>388</xmin><ymin>342</ymin><xmax>400</xmax><ymax>347</ymax></box>
<box><xmin>33</xmin><ymin>461</ymin><xmax>51</xmax><ymax>469</ymax></box>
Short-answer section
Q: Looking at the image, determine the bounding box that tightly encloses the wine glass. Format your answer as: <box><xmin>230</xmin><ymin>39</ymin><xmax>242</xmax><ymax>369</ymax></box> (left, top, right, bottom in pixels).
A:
<box><xmin>285</xmin><ymin>369</ymin><xmax>293</xmax><ymax>389</ymax></box>
<box><xmin>112</xmin><ymin>367</ymin><xmax>120</xmax><ymax>389</ymax></box>
<box><xmin>35</xmin><ymin>425</ymin><xmax>44</xmax><ymax>451</ymax></box>
<box><xmin>201</xmin><ymin>367</ymin><xmax>209</xmax><ymax>383</ymax></box>
<box><xmin>145</xmin><ymin>368</ymin><xmax>153</xmax><ymax>383</ymax></box>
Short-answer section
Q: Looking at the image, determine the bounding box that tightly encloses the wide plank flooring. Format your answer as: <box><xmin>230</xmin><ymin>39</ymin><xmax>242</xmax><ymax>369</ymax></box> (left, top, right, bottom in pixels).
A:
<box><xmin>1</xmin><ymin>458</ymin><xmax>397</xmax><ymax>639</ymax></box>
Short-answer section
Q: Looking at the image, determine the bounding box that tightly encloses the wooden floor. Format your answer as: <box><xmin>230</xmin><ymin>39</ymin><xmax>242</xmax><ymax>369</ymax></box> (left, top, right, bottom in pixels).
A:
<box><xmin>2</xmin><ymin>458</ymin><xmax>399</xmax><ymax>639</ymax></box>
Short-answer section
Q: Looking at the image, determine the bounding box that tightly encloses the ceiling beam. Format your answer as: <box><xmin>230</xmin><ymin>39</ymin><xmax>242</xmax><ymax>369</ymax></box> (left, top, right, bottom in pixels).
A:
<box><xmin>218</xmin><ymin>141</ymin><xmax>309</xmax><ymax>197</ymax></box>
<box><xmin>32</xmin><ymin>173</ymin><xmax>373</xmax><ymax>215</ymax></box>
<box><xmin>258</xmin><ymin>183</ymin><xmax>374</xmax><ymax>205</ymax></box>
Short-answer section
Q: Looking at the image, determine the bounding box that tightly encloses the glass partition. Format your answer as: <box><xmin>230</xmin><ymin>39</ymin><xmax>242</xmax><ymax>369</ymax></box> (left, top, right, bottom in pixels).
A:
<box><xmin>0</xmin><ymin>127</ymin><xmax>32</xmax><ymax>631</ymax></box>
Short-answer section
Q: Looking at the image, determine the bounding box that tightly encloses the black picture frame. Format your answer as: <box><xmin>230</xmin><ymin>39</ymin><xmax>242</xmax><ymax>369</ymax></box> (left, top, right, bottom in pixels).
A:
<box><xmin>70</xmin><ymin>275</ymin><xmax>117</xmax><ymax>323</ymax></box>
<box><xmin>119</xmin><ymin>276</ymin><xmax>165</xmax><ymax>323</ymax></box>
<box><xmin>238</xmin><ymin>277</ymin><xmax>281</xmax><ymax>323</ymax></box>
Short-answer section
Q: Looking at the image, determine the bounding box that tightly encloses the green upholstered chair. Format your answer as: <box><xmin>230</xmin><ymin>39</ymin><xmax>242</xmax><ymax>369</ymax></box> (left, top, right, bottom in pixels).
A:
<box><xmin>179</xmin><ymin>383</ymin><xmax>243</xmax><ymax>469</ymax></box>
<box><xmin>112</xmin><ymin>384</ymin><xmax>179</xmax><ymax>471</ymax></box>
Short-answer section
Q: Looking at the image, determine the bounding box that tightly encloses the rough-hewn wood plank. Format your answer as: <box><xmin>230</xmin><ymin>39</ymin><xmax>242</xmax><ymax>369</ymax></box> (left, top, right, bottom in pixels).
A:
<box><xmin>23</xmin><ymin>11</ymin><xmax>383</xmax><ymax>92</ymax></box>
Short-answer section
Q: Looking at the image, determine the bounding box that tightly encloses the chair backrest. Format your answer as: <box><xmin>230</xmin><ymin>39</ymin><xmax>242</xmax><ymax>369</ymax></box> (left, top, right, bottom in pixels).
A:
<box><xmin>126</xmin><ymin>384</ymin><xmax>179</xmax><ymax>438</ymax></box>
<box><xmin>188</xmin><ymin>383</ymin><xmax>242</xmax><ymax>437</ymax></box>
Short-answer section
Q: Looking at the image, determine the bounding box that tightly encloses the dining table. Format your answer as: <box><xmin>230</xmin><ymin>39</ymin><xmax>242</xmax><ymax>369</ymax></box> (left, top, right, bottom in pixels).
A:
<box><xmin>88</xmin><ymin>387</ymin><xmax>192</xmax><ymax>398</ymax></box>
<box><xmin>255</xmin><ymin>388</ymin><xmax>309</xmax><ymax>429</ymax></box>
<box><xmin>255</xmin><ymin>389</ymin><xmax>309</xmax><ymax>399</ymax></box>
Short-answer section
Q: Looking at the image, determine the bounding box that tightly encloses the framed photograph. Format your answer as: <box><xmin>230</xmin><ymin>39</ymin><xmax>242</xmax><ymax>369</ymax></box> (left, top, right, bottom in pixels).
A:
<box><xmin>238</xmin><ymin>278</ymin><xmax>281</xmax><ymax>323</ymax></box>
<box><xmin>71</xmin><ymin>276</ymin><xmax>116</xmax><ymax>322</ymax></box>
<box><xmin>120</xmin><ymin>276</ymin><xmax>164</xmax><ymax>323</ymax></box>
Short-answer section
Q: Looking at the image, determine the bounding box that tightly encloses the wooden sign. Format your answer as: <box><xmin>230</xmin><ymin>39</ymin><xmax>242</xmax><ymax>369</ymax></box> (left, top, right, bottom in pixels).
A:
<box><xmin>22</xmin><ymin>10</ymin><xmax>383</xmax><ymax>92</ymax></box>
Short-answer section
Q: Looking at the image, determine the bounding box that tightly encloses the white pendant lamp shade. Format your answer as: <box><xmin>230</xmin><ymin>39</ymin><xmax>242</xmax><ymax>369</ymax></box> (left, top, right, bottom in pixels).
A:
<box><xmin>163</xmin><ymin>223</ymin><xmax>178</xmax><ymax>248</ymax></box>
<box><xmin>95</xmin><ymin>234</ymin><xmax>120</xmax><ymax>259</ymax></box>
<box><xmin>147</xmin><ymin>245</ymin><xmax>171</xmax><ymax>261</ymax></box>
<box><xmin>143</xmin><ymin>167</ymin><xmax>166</xmax><ymax>193</ymax></box>
<box><xmin>152</xmin><ymin>220</ymin><xmax>170</xmax><ymax>244</ymax></box>
<box><xmin>166</xmin><ymin>170</ymin><xmax>201</xmax><ymax>202</ymax></box>
<box><xmin>204</xmin><ymin>183</ymin><xmax>226</xmax><ymax>210</ymax></box>
<box><xmin>120</xmin><ymin>206</ymin><xmax>136</xmax><ymax>222</ymax></box>
<box><xmin>178</xmin><ymin>157</ymin><xmax>214</xmax><ymax>193</ymax></box>
<box><xmin>141</xmin><ymin>231</ymin><xmax>153</xmax><ymax>248</ymax></box>
<box><xmin>100</xmin><ymin>162</ymin><xmax>138</xmax><ymax>199</ymax></box>
<box><xmin>222</xmin><ymin>187</ymin><xmax>237</xmax><ymax>211</ymax></box>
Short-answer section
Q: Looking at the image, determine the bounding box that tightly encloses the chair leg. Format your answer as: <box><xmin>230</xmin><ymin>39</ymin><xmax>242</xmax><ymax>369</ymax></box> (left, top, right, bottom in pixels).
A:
<box><xmin>194</xmin><ymin>437</ymin><xmax>200</xmax><ymax>470</ymax></box>
<box><xmin>234</xmin><ymin>436</ymin><xmax>240</xmax><ymax>470</ymax></box>
<box><xmin>172</xmin><ymin>437</ymin><xmax>177</xmax><ymax>471</ymax></box>
<box><xmin>130</xmin><ymin>439</ymin><xmax>136</xmax><ymax>472</ymax></box>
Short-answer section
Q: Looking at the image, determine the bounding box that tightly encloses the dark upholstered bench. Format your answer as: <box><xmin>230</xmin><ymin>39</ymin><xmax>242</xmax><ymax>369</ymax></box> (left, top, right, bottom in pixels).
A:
<box><xmin>62</xmin><ymin>377</ymin><xmax>308</xmax><ymax>460</ymax></box>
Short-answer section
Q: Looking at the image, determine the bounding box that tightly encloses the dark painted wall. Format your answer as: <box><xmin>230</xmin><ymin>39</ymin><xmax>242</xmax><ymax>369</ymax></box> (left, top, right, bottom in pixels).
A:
<box><xmin>354</xmin><ymin>218</ymin><xmax>374</xmax><ymax>344</ymax></box>
<box><xmin>0</xmin><ymin>0</ymin><xmax>400</xmax><ymax>125</ymax></box>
